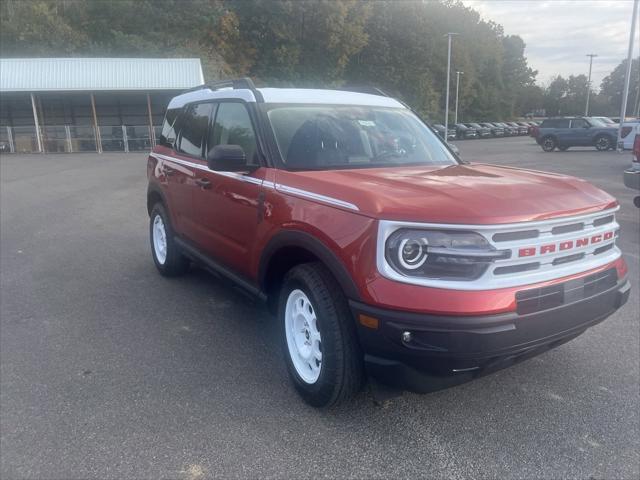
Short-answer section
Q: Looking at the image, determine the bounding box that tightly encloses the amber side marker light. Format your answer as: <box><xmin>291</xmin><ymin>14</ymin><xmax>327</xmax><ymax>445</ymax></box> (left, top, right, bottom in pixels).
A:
<box><xmin>358</xmin><ymin>314</ymin><xmax>379</xmax><ymax>329</ymax></box>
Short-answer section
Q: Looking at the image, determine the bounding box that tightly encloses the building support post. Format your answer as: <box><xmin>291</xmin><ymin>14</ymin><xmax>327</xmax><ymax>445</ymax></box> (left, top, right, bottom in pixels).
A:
<box><xmin>122</xmin><ymin>125</ymin><xmax>129</xmax><ymax>153</ymax></box>
<box><xmin>146</xmin><ymin>93</ymin><xmax>156</xmax><ymax>146</ymax></box>
<box><xmin>7</xmin><ymin>126</ymin><xmax>15</xmax><ymax>153</ymax></box>
<box><xmin>65</xmin><ymin>125</ymin><xmax>72</xmax><ymax>153</ymax></box>
<box><xmin>30</xmin><ymin>93</ymin><xmax>43</xmax><ymax>153</ymax></box>
<box><xmin>90</xmin><ymin>93</ymin><xmax>102</xmax><ymax>153</ymax></box>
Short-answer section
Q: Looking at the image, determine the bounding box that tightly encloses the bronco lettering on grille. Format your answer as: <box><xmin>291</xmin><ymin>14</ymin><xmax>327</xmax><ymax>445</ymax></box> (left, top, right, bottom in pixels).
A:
<box><xmin>518</xmin><ymin>230</ymin><xmax>615</xmax><ymax>257</ymax></box>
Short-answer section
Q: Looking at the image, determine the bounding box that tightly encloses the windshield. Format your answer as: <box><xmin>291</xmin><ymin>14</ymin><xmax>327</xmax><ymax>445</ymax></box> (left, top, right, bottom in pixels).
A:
<box><xmin>265</xmin><ymin>104</ymin><xmax>458</xmax><ymax>170</ymax></box>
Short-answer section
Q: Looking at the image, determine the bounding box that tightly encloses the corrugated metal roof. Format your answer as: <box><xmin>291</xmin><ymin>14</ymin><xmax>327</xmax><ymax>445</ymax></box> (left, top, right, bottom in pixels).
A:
<box><xmin>0</xmin><ymin>58</ymin><xmax>204</xmax><ymax>92</ymax></box>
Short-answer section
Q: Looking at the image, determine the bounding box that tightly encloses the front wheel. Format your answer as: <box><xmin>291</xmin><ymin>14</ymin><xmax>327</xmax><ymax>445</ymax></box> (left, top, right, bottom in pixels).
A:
<box><xmin>279</xmin><ymin>263</ymin><xmax>363</xmax><ymax>407</ymax></box>
<box><xmin>595</xmin><ymin>135</ymin><xmax>612</xmax><ymax>151</ymax></box>
<box><xmin>149</xmin><ymin>203</ymin><xmax>190</xmax><ymax>276</ymax></box>
<box><xmin>541</xmin><ymin>136</ymin><xmax>556</xmax><ymax>152</ymax></box>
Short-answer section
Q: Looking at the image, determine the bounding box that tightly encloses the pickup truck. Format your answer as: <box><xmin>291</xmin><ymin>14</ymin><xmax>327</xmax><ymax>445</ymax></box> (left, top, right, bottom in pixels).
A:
<box><xmin>147</xmin><ymin>79</ymin><xmax>629</xmax><ymax>407</ymax></box>
<box><xmin>623</xmin><ymin>132</ymin><xmax>640</xmax><ymax>208</ymax></box>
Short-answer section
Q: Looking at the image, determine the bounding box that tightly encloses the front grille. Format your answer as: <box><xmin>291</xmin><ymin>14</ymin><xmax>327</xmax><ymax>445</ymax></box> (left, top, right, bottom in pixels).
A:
<box><xmin>516</xmin><ymin>268</ymin><xmax>617</xmax><ymax>315</ymax></box>
<box><xmin>484</xmin><ymin>208</ymin><xmax>620</xmax><ymax>288</ymax></box>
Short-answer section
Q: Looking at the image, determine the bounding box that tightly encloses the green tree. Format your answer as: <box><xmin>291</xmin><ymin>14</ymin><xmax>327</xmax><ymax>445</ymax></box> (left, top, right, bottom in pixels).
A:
<box><xmin>222</xmin><ymin>0</ymin><xmax>371</xmax><ymax>85</ymax></box>
<box><xmin>599</xmin><ymin>58</ymin><xmax>640</xmax><ymax>116</ymax></box>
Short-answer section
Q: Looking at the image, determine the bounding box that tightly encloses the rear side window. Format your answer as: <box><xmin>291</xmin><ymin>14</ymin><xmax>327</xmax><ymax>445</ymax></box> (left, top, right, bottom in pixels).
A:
<box><xmin>541</xmin><ymin>119</ymin><xmax>570</xmax><ymax>128</ymax></box>
<box><xmin>159</xmin><ymin>108</ymin><xmax>180</xmax><ymax>147</ymax></box>
<box><xmin>177</xmin><ymin>103</ymin><xmax>214</xmax><ymax>158</ymax></box>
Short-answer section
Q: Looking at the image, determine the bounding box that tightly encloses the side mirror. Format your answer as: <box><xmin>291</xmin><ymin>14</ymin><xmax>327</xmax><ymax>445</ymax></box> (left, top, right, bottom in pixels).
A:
<box><xmin>207</xmin><ymin>144</ymin><xmax>247</xmax><ymax>171</ymax></box>
<box><xmin>449</xmin><ymin>143</ymin><xmax>460</xmax><ymax>156</ymax></box>
<box><xmin>584</xmin><ymin>124</ymin><xmax>590</xmax><ymax>129</ymax></box>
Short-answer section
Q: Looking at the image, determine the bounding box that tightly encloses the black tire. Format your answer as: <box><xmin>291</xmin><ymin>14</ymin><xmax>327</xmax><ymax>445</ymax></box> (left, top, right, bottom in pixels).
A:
<box><xmin>558</xmin><ymin>145</ymin><xmax>569</xmax><ymax>151</ymax></box>
<box><xmin>149</xmin><ymin>203</ymin><xmax>190</xmax><ymax>276</ymax></box>
<box><xmin>541</xmin><ymin>136</ymin><xmax>556</xmax><ymax>152</ymax></box>
<box><xmin>594</xmin><ymin>135</ymin><xmax>612</xmax><ymax>151</ymax></box>
<box><xmin>279</xmin><ymin>262</ymin><xmax>363</xmax><ymax>407</ymax></box>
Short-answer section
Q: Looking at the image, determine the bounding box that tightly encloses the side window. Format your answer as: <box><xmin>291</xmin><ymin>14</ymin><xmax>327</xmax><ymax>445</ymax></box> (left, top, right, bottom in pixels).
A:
<box><xmin>159</xmin><ymin>108</ymin><xmax>179</xmax><ymax>147</ymax></box>
<box><xmin>556</xmin><ymin>119</ymin><xmax>570</xmax><ymax>128</ymax></box>
<box><xmin>571</xmin><ymin>119</ymin><xmax>587</xmax><ymax>129</ymax></box>
<box><xmin>177</xmin><ymin>102</ymin><xmax>213</xmax><ymax>158</ymax></box>
<box><xmin>209</xmin><ymin>102</ymin><xmax>258</xmax><ymax>166</ymax></box>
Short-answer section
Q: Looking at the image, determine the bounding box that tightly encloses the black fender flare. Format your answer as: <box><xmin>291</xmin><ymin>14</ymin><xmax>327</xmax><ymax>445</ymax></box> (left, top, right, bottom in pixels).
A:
<box><xmin>258</xmin><ymin>230</ymin><xmax>362</xmax><ymax>301</ymax></box>
<box><xmin>147</xmin><ymin>183</ymin><xmax>169</xmax><ymax>216</ymax></box>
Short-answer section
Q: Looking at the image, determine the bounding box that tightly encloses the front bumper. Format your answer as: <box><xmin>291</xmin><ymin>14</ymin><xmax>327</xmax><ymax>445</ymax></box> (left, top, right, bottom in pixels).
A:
<box><xmin>350</xmin><ymin>271</ymin><xmax>630</xmax><ymax>393</ymax></box>
<box><xmin>624</xmin><ymin>167</ymin><xmax>640</xmax><ymax>190</ymax></box>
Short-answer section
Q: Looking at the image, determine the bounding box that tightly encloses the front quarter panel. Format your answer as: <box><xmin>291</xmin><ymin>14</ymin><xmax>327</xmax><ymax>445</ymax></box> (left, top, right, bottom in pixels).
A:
<box><xmin>253</xmin><ymin>174</ymin><xmax>378</xmax><ymax>301</ymax></box>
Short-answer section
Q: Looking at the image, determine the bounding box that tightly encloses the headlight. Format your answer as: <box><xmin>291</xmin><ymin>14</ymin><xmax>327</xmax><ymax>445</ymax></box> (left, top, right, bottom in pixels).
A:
<box><xmin>385</xmin><ymin>229</ymin><xmax>510</xmax><ymax>281</ymax></box>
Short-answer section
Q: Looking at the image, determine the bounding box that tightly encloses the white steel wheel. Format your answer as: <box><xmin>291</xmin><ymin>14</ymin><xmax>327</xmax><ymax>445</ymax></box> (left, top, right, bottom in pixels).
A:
<box><xmin>285</xmin><ymin>289</ymin><xmax>322</xmax><ymax>384</ymax></box>
<box><xmin>152</xmin><ymin>214</ymin><xmax>167</xmax><ymax>265</ymax></box>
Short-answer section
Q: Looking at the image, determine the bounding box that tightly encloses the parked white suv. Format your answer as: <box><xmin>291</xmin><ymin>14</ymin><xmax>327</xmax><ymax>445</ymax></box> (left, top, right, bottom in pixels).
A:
<box><xmin>618</xmin><ymin>120</ymin><xmax>640</xmax><ymax>150</ymax></box>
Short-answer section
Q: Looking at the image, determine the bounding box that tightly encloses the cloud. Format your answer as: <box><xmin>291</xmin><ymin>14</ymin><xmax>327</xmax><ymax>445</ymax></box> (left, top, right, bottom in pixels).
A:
<box><xmin>461</xmin><ymin>0</ymin><xmax>639</xmax><ymax>88</ymax></box>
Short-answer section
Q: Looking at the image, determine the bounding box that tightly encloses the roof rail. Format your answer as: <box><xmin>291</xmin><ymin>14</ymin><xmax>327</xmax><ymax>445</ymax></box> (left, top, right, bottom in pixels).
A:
<box><xmin>182</xmin><ymin>77</ymin><xmax>264</xmax><ymax>101</ymax></box>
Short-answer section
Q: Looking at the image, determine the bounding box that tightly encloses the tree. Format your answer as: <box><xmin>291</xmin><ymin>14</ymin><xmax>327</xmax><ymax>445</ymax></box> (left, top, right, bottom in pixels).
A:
<box><xmin>599</xmin><ymin>58</ymin><xmax>640</xmax><ymax>116</ymax></box>
<box><xmin>221</xmin><ymin>0</ymin><xmax>371</xmax><ymax>85</ymax></box>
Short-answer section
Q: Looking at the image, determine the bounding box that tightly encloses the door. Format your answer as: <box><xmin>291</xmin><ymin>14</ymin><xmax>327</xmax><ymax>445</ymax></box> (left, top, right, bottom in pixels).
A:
<box><xmin>164</xmin><ymin>102</ymin><xmax>214</xmax><ymax>240</ymax></box>
<box><xmin>553</xmin><ymin>118</ymin><xmax>571</xmax><ymax>145</ymax></box>
<box><xmin>191</xmin><ymin>101</ymin><xmax>266</xmax><ymax>278</ymax></box>
<box><xmin>568</xmin><ymin>118</ymin><xmax>590</xmax><ymax>145</ymax></box>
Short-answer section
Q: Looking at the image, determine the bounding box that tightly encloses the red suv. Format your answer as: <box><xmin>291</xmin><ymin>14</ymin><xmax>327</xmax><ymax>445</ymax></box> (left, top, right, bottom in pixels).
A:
<box><xmin>147</xmin><ymin>79</ymin><xmax>630</xmax><ymax>407</ymax></box>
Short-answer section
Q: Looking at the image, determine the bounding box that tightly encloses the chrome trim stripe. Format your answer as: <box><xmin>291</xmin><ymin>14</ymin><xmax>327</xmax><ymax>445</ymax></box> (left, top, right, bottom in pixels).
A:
<box><xmin>150</xmin><ymin>152</ymin><xmax>360</xmax><ymax>211</ymax></box>
<box><xmin>274</xmin><ymin>183</ymin><xmax>359</xmax><ymax>211</ymax></box>
<box><xmin>150</xmin><ymin>152</ymin><xmax>264</xmax><ymax>185</ymax></box>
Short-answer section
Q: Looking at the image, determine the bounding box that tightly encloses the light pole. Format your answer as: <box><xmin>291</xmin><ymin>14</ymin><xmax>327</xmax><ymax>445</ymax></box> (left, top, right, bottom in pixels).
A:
<box><xmin>455</xmin><ymin>71</ymin><xmax>464</xmax><ymax>124</ymax></box>
<box><xmin>585</xmin><ymin>53</ymin><xmax>597</xmax><ymax>116</ymax></box>
<box><xmin>618</xmin><ymin>0</ymin><xmax>639</xmax><ymax>151</ymax></box>
<box><xmin>444</xmin><ymin>32</ymin><xmax>459</xmax><ymax>143</ymax></box>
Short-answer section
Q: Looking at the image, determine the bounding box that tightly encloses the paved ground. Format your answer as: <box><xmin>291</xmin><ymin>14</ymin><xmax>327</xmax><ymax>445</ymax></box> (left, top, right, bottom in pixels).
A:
<box><xmin>1</xmin><ymin>137</ymin><xmax>638</xmax><ymax>479</ymax></box>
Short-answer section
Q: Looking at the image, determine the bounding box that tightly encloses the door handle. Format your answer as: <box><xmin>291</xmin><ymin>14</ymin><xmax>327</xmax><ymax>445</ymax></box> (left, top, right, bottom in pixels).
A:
<box><xmin>195</xmin><ymin>178</ymin><xmax>212</xmax><ymax>189</ymax></box>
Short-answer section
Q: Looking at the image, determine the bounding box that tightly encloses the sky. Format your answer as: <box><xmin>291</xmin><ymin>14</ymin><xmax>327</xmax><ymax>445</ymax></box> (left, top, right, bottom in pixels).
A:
<box><xmin>461</xmin><ymin>0</ymin><xmax>639</xmax><ymax>89</ymax></box>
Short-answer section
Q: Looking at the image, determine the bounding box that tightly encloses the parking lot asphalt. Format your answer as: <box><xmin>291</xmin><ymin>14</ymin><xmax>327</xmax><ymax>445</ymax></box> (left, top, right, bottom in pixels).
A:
<box><xmin>1</xmin><ymin>137</ymin><xmax>638</xmax><ymax>479</ymax></box>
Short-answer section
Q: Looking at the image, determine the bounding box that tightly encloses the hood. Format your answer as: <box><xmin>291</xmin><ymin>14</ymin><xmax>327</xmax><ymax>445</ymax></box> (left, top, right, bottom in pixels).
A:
<box><xmin>275</xmin><ymin>163</ymin><xmax>617</xmax><ymax>224</ymax></box>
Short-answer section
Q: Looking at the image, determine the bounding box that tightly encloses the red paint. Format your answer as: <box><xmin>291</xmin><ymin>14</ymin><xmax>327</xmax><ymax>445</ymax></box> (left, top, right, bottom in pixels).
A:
<box><xmin>540</xmin><ymin>244</ymin><xmax>556</xmax><ymax>254</ymax></box>
<box><xmin>559</xmin><ymin>241</ymin><xmax>573</xmax><ymax>250</ymax></box>
<box><xmin>148</xmin><ymin>143</ymin><xmax>627</xmax><ymax>317</ymax></box>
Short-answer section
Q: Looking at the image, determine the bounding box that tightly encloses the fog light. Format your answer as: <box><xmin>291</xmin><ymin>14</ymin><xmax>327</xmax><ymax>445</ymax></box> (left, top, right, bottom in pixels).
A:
<box><xmin>401</xmin><ymin>331</ymin><xmax>412</xmax><ymax>343</ymax></box>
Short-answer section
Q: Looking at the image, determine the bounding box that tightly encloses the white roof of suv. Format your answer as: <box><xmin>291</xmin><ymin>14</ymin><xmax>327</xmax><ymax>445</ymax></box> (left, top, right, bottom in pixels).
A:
<box><xmin>168</xmin><ymin>87</ymin><xmax>406</xmax><ymax>109</ymax></box>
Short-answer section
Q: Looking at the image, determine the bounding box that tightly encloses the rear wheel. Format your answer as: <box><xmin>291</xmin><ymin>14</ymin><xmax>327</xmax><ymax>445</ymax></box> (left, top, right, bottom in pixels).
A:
<box><xmin>149</xmin><ymin>203</ymin><xmax>190</xmax><ymax>276</ymax></box>
<box><xmin>595</xmin><ymin>135</ymin><xmax>612</xmax><ymax>151</ymax></box>
<box><xmin>279</xmin><ymin>262</ymin><xmax>363</xmax><ymax>407</ymax></box>
<box><xmin>541</xmin><ymin>136</ymin><xmax>556</xmax><ymax>152</ymax></box>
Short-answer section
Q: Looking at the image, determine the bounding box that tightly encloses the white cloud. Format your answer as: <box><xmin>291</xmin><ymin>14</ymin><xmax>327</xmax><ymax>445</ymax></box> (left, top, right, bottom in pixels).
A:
<box><xmin>461</xmin><ymin>0</ymin><xmax>639</xmax><ymax>88</ymax></box>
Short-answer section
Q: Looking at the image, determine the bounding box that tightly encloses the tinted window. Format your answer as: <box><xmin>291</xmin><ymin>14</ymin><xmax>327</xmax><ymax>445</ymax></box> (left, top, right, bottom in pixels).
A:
<box><xmin>542</xmin><ymin>119</ymin><xmax>570</xmax><ymax>128</ymax></box>
<box><xmin>177</xmin><ymin>102</ymin><xmax>213</xmax><ymax>157</ymax></box>
<box><xmin>159</xmin><ymin>108</ymin><xmax>179</xmax><ymax>147</ymax></box>
<box><xmin>571</xmin><ymin>119</ymin><xmax>588</xmax><ymax>129</ymax></box>
<box><xmin>210</xmin><ymin>102</ymin><xmax>258</xmax><ymax>166</ymax></box>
